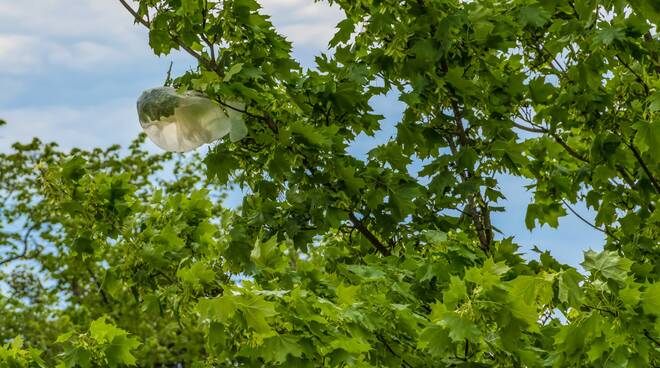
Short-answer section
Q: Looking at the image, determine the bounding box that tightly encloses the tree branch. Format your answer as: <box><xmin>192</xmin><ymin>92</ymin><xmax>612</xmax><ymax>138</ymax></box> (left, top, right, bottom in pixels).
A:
<box><xmin>86</xmin><ymin>266</ymin><xmax>110</xmax><ymax>305</ymax></box>
<box><xmin>376</xmin><ymin>334</ymin><xmax>413</xmax><ymax>368</ymax></box>
<box><xmin>583</xmin><ymin>304</ymin><xmax>617</xmax><ymax>316</ymax></box>
<box><xmin>625</xmin><ymin>141</ymin><xmax>660</xmax><ymax>193</ymax></box>
<box><xmin>615</xmin><ymin>54</ymin><xmax>649</xmax><ymax>95</ymax></box>
<box><xmin>117</xmin><ymin>0</ymin><xmax>149</xmax><ymax>27</ymax></box>
<box><xmin>200</xmin><ymin>0</ymin><xmax>216</xmax><ymax>62</ymax></box>
<box><xmin>511</xmin><ymin>120</ymin><xmax>546</xmax><ymax>134</ymax></box>
<box><xmin>645</xmin><ymin>330</ymin><xmax>660</xmax><ymax>348</ymax></box>
<box><xmin>512</xmin><ymin>120</ymin><xmax>591</xmax><ymax>163</ymax></box>
<box><xmin>0</xmin><ymin>223</ymin><xmax>39</xmax><ymax>266</ymax></box>
<box><xmin>549</xmin><ymin>132</ymin><xmax>589</xmax><ymax>163</ymax></box>
<box><xmin>560</xmin><ymin>199</ymin><xmax>619</xmax><ymax>241</ymax></box>
<box><xmin>348</xmin><ymin>212</ymin><xmax>390</xmax><ymax>256</ymax></box>
<box><xmin>117</xmin><ymin>0</ymin><xmax>223</xmax><ymax>76</ymax></box>
<box><xmin>447</xmin><ymin>99</ymin><xmax>492</xmax><ymax>253</ymax></box>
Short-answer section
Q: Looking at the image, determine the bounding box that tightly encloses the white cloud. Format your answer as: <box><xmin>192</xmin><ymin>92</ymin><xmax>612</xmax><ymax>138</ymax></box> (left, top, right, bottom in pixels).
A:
<box><xmin>0</xmin><ymin>78</ymin><xmax>26</xmax><ymax>104</ymax></box>
<box><xmin>0</xmin><ymin>35</ymin><xmax>41</xmax><ymax>74</ymax></box>
<box><xmin>0</xmin><ymin>34</ymin><xmax>133</xmax><ymax>74</ymax></box>
<box><xmin>0</xmin><ymin>98</ymin><xmax>142</xmax><ymax>151</ymax></box>
<box><xmin>0</xmin><ymin>1</ymin><xmax>155</xmax><ymax>76</ymax></box>
<box><xmin>0</xmin><ymin>0</ymin><xmax>345</xmax><ymax>151</ymax></box>
<box><xmin>0</xmin><ymin>1</ymin><xmax>141</xmax><ymax>43</ymax></box>
<box><xmin>260</xmin><ymin>0</ymin><xmax>344</xmax><ymax>48</ymax></box>
<box><xmin>0</xmin><ymin>1</ymin><xmax>343</xmax><ymax>76</ymax></box>
<box><xmin>48</xmin><ymin>41</ymin><xmax>127</xmax><ymax>70</ymax></box>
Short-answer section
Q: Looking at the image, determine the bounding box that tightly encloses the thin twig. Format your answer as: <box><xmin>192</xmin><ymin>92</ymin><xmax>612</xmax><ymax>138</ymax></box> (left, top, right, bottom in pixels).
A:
<box><xmin>348</xmin><ymin>212</ymin><xmax>390</xmax><ymax>256</ymax></box>
<box><xmin>87</xmin><ymin>266</ymin><xmax>110</xmax><ymax>305</ymax></box>
<box><xmin>200</xmin><ymin>0</ymin><xmax>216</xmax><ymax>62</ymax></box>
<box><xmin>118</xmin><ymin>0</ymin><xmax>283</xmax><ymax>127</ymax></box>
<box><xmin>625</xmin><ymin>141</ymin><xmax>660</xmax><ymax>193</ymax></box>
<box><xmin>512</xmin><ymin>120</ymin><xmax>591</xmax><ymax>163</ymax></box>
<box><xmin>615</xmin><ymin>54</ymin><xmax>649</xmax><ymax>95</ymax></box>
<box><xmin>645</xmin><ymin>330</ymin><xmax>660</xmax><ymax>348</ymax></box>
<box><xmin>117</xmin><ymin>0</ymin><xmax>222</xmax><ymax>76</ymax></box>
<box><xmin>511</xmin><ymin>121</ymin><xmax>546</xmax><ymax>134</ymax></box>
<box><xmin>376</xmin><ymin>334</ymin><xmax>413</xmax><ymax>368</ymax></box>
<box><xmin>561</xmin><ymin>199</ymin><xmax>619</xmax><ymax>241</ymax></box>
<box><xmin>448</xmin><ymin>99</ymin><xmax>492</xmax><ymax>253</ymax></box>
<box><xmin>549</xmin><ymin>132</ymin><xmax>590</xmax><ymax>163</ymax></box>
<box><xmin>0</xmin><ymin>223</ymin><xmax>39</xmax><ymax>266</ymax></box>
<box><xmin>583</xmin><ymin>304</ymin><xmax>617</xmax><ymax>316</ymax></box>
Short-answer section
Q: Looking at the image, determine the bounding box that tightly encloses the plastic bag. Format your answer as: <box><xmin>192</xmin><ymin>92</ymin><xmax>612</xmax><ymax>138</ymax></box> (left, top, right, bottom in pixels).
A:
<box><xmin>137</xmin><ymin>87</ymin><xmax>247</xmax><ymax>152</ymax></box>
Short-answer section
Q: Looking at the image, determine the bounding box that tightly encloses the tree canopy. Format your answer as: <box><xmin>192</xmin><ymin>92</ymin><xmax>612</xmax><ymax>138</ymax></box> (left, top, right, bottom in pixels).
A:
<box><xmin>1</xmin><ymin>0</ymin><xmax>659</xmax><ymax>366</ymax></box>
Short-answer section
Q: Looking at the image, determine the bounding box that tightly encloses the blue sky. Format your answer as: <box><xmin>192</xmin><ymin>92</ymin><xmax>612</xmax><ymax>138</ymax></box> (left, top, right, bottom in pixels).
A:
<box><xmin>0</xmin><ymin>0</ymin><xmax>602</xmax><ymax>266</ymax></box>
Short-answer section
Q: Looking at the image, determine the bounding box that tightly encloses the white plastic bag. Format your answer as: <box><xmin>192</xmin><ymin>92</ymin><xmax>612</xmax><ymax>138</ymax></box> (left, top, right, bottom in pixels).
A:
<box><xmin>137</xmin><ymin>87</ymin><xmax>247</xmax><ymax>152</ymax></box>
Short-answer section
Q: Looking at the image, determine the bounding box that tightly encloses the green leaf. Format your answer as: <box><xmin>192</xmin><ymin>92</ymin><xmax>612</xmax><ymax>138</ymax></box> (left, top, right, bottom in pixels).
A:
<box><xmin>204</xmin><ymin>146</ymin><xmax>240</xmax><ymax>184</ymax></box>
<box><xmin>223</xmin><ymin>63</ymin><xmax>244</xmax><ymax>82</ymax></box>
<box><xmin>519</xmin><ymin>6</ymin><xmax>550</xmax><ymax>27</ymax></box>
<box><xmin>457</xmin><ymin>147</ymin><xmax>478</xmax><ymax>170</ymax></box>
<box><xmin>594</xmin><ymin>26</ymin><xmax>625</xmax><ymax>45</ymax></box>
<box><xmin>196</xmin><ymin>294</ymin><xmax>239</xmax><ymax>323</ymax></box>
<box><xmin>257</xmin><ymin>334</ymin><xmax>304</xmax><ymax>364</ymax></box>
<box><xmin>619</xmin><ymin>283</ymin><xmax>642</xmax><ymax>308</ymax></box>
<box><xmin>529</xmin><ymin>78</ymin><xmax>555</xmax><ymax>104</ymax></box>
<box><xmin>642</xmin><ymin>283</ymin><xmax>660</xmax><ymax>316</ymax></box>
<box><xmin>465</xmin><ymin>258</ymin><xmax>509</xmax><ymax>292</ymax></box>
<box><xmin>346</xmin><ymin>265</ymin><xmax>386</xmax><ymax>281</ymax></box>
<box><xmin>633</xmin><ymin>121</ymin><xmax>660</xmax><ymax>154</ymax></box>
<box><xmin>443</xmin><ymin>276</ymin><xmax>467</xmax><ymax>309</ymax></box>
<box><xmin>648</xmin><ymin>91</ymin><xmax>660</xmax><ymax>112</ymax></box>
<box><xmin>62</xmin><ymin>347</ymin><xmax>92</xmax><ymax>368</ymax></box>
<box><xmin>177</xmin><ymin>262</ymin><xmax>216</xmax><ymax>289</ymax></box>
<box><xmin>329</xmin><ymin>18</ymin><xmax>355</xmax><ymax>47</ymax></box>
<box><xmin>290</xmin><ymin>122</ymin><xmax>339</xmax><ymax>148</ymax></box>
<box><xmin>525</xmin><ymin>202</ymin><xmax>566</xmax><ymax>230</ymax></box>
<box><xmin>418</xmin><ymin>325</ymin><xmax>451</xmax><ymax>356</ymax></box>
<box><xmin>558</xmin><ymin>269</ymin><xmax>584</xmax><ymax>306</ymax></box>
<box><xmin>105</xmin><ymin>335</ymin><xmax>140</xmax><ymax>367</ymax></box>
<box><xmin>439</xmin><ymin>312</ymin><xmax>481</xmax><ymax>342</ymax></box>
<box><xmin>329</xmin><ymin>337</ymin><xmax>371</xmax><ymax>354</ymax></box>
<box><xmin>89</xmin><ymin>317</ymin><xmax>125</xmax><ymax>344</ymax></box>
<box><xmin>238</xmin><ymin>294</ymin><xmax>278</xmax><ymax>333</ymax></box>
<box><xmin>581</xmin><ymin>250</ymin><xmax>632</xmax><ymax>283</ymax></box>
<box><xmin>445</xmin><ymin>67</ymin><xmax>475</xmax><ymax>94</ymax></box>
<box><xmin>250</xmin><ymin>236</ymin><xmax>287</xmax><ymax>271</ymax></box>
<box><xmin>336</xmin><ymin>282</ymin><xmax>360</xmax><ymax>306</ymax></box>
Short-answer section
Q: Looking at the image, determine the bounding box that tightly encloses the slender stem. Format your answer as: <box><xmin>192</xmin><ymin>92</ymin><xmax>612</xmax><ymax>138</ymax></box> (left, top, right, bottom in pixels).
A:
<box><xmin>511</xmin><ymin>121</ymin><xmax>546</xmax><ymax>134</ymax></box>
<box><xmin>448</xmin><ymin>99</ymin><xmax>492</xmax><ymax>253</ymax></box>
<box><xmin>0</xmin><ymin>223</ymin><xmax>39</xmax><ymax>266</ymax></box>
<box><xmin>615</xmin><ymin>54</ymin><xmax>649</xmax><ymax>95</ymax></box>
<box><xmin>616</xmin><ymin>165</ymin><xmax>638</xmax><ymax>190</ymax></box>
<box><xmin>348</xmin><ymin>212</ymin><xmax>390</xmax><ymax>256</ymax></box>
<box><xmin>561</xmin><ymin>199</ymin><xmax>619</xmax><ymax>241</ymax></box>
<box><xmin>117</xmin><ymin>0</ymin><xmax>149</xmax><ymax>27</ymax></box>
<box><xmin>512</xmin><ymin>120</ymin><xmax>590</xmax><ymax>163</ymax></box>
<box><xmin>583</xmin><ymin>304</ymin><xmax>617</xmax><ymax>316</ymax></box>
<box><xmin>117</xmin><ymin>0</ymin><xmax>223</xmax><ymax>76</ymax></box>
<box><xmin>625</xmin><ymin>141</ymin><xmax>660</xmax><ymax>193</ymax></box>
<box><xmin>87</xmin><ymin>266</ymin><xmax>110</xmax><ymax>305</ymax></box>
<box><xmin>200</xmin><ymin>0</ymin><xmax>216</xmax><ymax>62</ymax></box>
<box><xmin>118</xmin><ymin>0</ymin><xmax>281</xmax><ymax>130</ymax></box>
<box><xmin>549</xmin><ymin>132</ymin><xmax>589</xmax><ymax>163</ymax></box>
<box><xmin>645</xmin><ymin>330</ymin><xmax>660</xmax><ymax>348</ymax></box>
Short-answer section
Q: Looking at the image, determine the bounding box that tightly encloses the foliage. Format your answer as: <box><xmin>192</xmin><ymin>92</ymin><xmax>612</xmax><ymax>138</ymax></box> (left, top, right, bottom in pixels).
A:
<box><xmin>1</xmin><ymin>0</ymin><xmax>659</xmax><ymax>366</ymax></box>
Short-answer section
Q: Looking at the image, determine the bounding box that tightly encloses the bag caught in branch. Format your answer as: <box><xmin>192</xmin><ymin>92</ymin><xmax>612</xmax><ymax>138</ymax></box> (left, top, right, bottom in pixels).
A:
<box><xmin>137</xmin><ymin>87</ymin><xmax>247</xmax><ymax>152</ymax></box>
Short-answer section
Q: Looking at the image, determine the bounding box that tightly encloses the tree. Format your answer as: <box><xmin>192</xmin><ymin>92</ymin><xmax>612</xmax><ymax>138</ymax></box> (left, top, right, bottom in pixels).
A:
<box><xmin>1</xmin><ymin>0</ymin><xmax>659</xmax><ymax>366</ymax></box>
